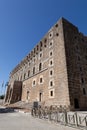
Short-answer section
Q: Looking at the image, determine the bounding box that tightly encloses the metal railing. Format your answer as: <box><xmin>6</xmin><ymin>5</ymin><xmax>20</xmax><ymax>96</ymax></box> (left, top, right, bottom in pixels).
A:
<box><xmin>31</xmin><ymin>106</ymin><xmax>87</xmax><ymax>129</ymax></box>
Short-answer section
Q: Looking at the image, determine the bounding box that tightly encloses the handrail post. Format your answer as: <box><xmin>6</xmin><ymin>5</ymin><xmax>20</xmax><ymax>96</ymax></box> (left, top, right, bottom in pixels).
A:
<box><xmin>75</xmin><ymin>112</ymin><xmax>79</xmax><ymax>127</ymax></box>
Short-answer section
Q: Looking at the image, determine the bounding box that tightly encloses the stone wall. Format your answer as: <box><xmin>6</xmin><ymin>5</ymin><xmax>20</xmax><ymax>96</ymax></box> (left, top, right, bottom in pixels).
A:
<box><xmin>5</xmin><ymin>17</ymin><xmax>87</xmax><ymax>110</ymax></box>
<box><xmin>63</xmin><ymin>18</ymin><xmax>87</xmax><ymax>110</ymax></box>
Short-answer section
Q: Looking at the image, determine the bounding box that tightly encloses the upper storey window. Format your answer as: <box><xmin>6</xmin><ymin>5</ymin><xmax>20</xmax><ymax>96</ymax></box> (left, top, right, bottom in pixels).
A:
<box><xmin>49</xmin><ymin>31</ymin><xmax>53</xmax><ymax>39</ymax></box>
<box><xmin>49</xmin><ymin>50</ymin><xmax>53</xmax><ymax>57</ymax></box>
<box><xmin>40</xmin><ymin>41</ymin><xmax>43</xmax><ymax>51</ymax></box>
<box><xmin>32</xmin><ymin>79</ymin><xmax>36</xmax><ymax>87</ymax></box>
<box><xmin>39</xmin><ymin>63</ymin><xmax>42</xmax><ymax>71</ymax></box>
<box><xmin>28</xmin><ymin>70</ymin><xmax>30</xmax><ymax>77</ymax></box>
<box><xmin>40</xmin><ymin>77</ymin><xmax>43</xmax><ymax>84</ymax></box>
<box><xmin>40</xmin><ymin>41</ymin><xmax>43</xmax><ymax>47</ymax></box>
<box><xmin>49</xmin><ymin>59</ymin><xmax>53</xmax><ymax>67</ymax></box>
<box><xmin>78</xmin><ymin>56</ymin><xmax>80</xmax><ymax>61</ymax></box>
<box><xmin>33</xmin><ymin>67</ymin><xmax>35</xmax><ymax>75</ymax></box>
<box><xmin>44</xmin><ymin>38</ymin><xmax>47</xmax><ymax>43</ymax></box>
<box><xmin>55</xmin><ymin>24</ymin><xmax>58</xmax><ymax>28</ymax></box>
<box><xmin>81</xmin><ymin>77</ymin><xmax>84</xmax><ymax>84</ymax></box>
<box><xmin>56</xmin><ymin>33</ymin><xmax>59</xmax><ymax>37</ymax></box>
<box><xmin>39</xmin><ymin>52</ymin><xmax>43</xmax><ymax>59</ymax></box>
<box><xmin>49</xmin><ymin>40</ymin><xmax>53</xmax><ymax>48</ymax></box>
<box><xmin>24</xmin><ymin>73</ymin><xmax>26</xmax><ymax>80</ymax></box>
<box><xmin>37</xmin><ymin>45</ymin><xmax>39</xmax><ymax>51</ymax></box>
<box><xmin>44</xmin><ymin>38</ymin><xmax>47</xmax><ymax>48</ymax></box>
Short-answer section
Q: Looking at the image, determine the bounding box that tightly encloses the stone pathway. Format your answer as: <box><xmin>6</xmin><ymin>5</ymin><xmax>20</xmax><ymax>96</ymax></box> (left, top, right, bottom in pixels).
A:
<box><xmin>0</xmin><ymin>111</ymin><xmax>79</xmax><ymax>130</ymax></box>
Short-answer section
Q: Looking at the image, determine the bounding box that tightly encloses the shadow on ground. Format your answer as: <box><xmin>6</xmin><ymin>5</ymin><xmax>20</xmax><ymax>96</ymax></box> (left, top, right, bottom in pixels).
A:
<box><xmin>0</xmin><ymin>108</ymin><xmax>15</xmax><ymax>114</ymax></box>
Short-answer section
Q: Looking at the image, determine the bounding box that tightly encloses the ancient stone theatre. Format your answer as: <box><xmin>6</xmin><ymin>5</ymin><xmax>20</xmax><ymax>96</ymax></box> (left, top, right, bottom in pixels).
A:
<box><xmin>5</xmin><ymin>17</ymin><xmax>87</xmax><ymax>110</ymax></box>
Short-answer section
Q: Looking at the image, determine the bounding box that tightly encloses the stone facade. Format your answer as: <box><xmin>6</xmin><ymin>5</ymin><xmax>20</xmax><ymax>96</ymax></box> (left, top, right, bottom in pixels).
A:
<box><xmin>5</xmin><ymin>17</ymin><xmax>87</xmax><ymax>110</ymax></box>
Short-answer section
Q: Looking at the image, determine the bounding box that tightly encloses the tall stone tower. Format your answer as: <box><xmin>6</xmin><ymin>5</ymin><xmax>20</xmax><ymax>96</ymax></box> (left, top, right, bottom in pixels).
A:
<box><xmin>5</xmin><ymin>17</ymin><xmax>87</xmax><ymax>110</ymax></box>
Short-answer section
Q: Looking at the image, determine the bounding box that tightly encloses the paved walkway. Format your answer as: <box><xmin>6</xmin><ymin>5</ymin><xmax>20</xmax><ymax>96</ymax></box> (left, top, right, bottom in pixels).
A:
<box><xmin>0</xmin><ymin>111</ymin><xmax>79</xmax><ymax>130</ymax></box>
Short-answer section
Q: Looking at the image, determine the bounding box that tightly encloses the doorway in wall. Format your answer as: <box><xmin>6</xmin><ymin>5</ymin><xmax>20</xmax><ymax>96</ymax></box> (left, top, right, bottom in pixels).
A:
<box><xmin>74</xmin><ymin>98</ymin><xmax>79</xmax><ymax>109</ymax></box>
<box><xmin>27</xmin><ymin>91</ymin><xmax>29</xmax><ymax>101</ymax></box>
<box><xmin>39</xmin><ymin>92</ymin><xmax>42</xmax><ymax>102</ymax></box>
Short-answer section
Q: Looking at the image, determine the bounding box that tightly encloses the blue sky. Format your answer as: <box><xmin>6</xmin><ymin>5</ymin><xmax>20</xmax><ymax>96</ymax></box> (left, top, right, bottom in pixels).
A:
<box><xmin>0</xmin><ymin>0</ymin><xmax>87</xmax><ymax>95</ymax></box>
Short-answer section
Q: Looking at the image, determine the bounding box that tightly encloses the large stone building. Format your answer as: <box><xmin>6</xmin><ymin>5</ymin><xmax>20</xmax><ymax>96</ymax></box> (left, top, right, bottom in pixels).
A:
<box><xmin>5</xmin><ymin>17</ymin><xmax>87</xmax><ymax>110</ymax></box>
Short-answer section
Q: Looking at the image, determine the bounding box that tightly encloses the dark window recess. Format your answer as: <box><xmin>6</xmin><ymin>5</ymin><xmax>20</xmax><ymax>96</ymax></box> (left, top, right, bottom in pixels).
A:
<box><xmin>56</xmin><ymin>33</ymin><xmax>59</xmax><ymax>36</ymax></box>
<box><xmin>55</xmin><ymin>24</ymin><xmax>58</xmax><ymax>27</ymax></box>
<box><xmin>39</xmin><ymin>93</ymin><xmax>42</xmax><ymax>102</ymax></box>
<box><xmin>78</xmin><ymin>56</ymin><xmax>80</xmax><ymax>61</ymax></box>
<box><xmin>44</xmin><ymin>38</ymin><xmax>47</xmax><ymax>43</ymax></box>
<box><xmin>28</xmin><ymin>70</ymin><xmax>30</xmax><ymax>77</ymax></box>
<box><xmin>50</xmin><ymin>70</ymin><xmax>53</xmax><ymax>75</ymax></box>
<box><xmin>40</xmin><ymin>41</ymin><xmax>43</xmax><ymax>47</ymax></box>
<box><xmin>40</xmin><ymin>78</ymin><xmax>42</xmax><ymax>83</ymax></box>
<box><xmin>50</xmin><ymin>81</ymin><xmax>53</xmax><ymax>86</ymax></box>
<box><xmin>50</xmin><ymin>34</ymin><xmax>52</xmax><ymax>37</ymax></box>
<box><xmin>27</xmin><ymin>91</ymin><xmax>29</xmax><ymax>100</ymax></box>
<box><xmin>33</xmin><ymin>81</ymin><xmax>35</xmax><ymax>85</ymax></box>
<box><xmin>85</xmin><ymin>56</ymin><xmax>87</xmax><ymax>60</ymax></box>
<box><xmin>50</xmin><ymin>60</ymin><xmax>53</xmax><ymax>65</ymax></box>
<box><xmin>50</xmin><ymin>52</ymin><xmax>52</xmax><ymax>56</ymax></box>
<box><xmin>80</xmin><ymin>67</ymin><xmax>82</xmax><ymax>71</ymax></box>
<box><xmin>50</xmin><ymin>42</ymin><xmax>52</xmax><ymax>46</ymax></box>
<box><xmin>81</xmin><ymin>78</ymin><xmax>84</xmax><ymax>84</ymax></box>
<box><xmin>74</xmin><ymin>36</ymin><xmax>77</xmax><ymax>39</ymax></box>
<box><xmin>33</xmin><ymin>67</ymin><xmax>35</xmax><ymax>74</ymax></box>
<box><xmin>74</xmin><ymin>98</ymin><xmax>79</xmax><ymax>109</ymax></box>
<box><xmin>50</xmin><ymin>91</ymin><xmax>53</xmax><ymax>96</ymax></box>
<box><xmin>83</xmin><ymin>88</ymin><xmax>86</xmax><ymax>95</ymax></box>
<box><xmin>39</xmin><ymin>63</ymin><xmax>42</xmax><ymax>71</ymax></box>
<box><xmin>44</xmin><ymin>44</ymin><xmax>47</xmax><ymax>48</ymax></box>
<box><xmin>40</xmin><ymin>48</ymin><xmax>42</xmax><ymax>51</ymax></box>
<box><xmin>40</xmin><ymin>53</ymin><xmax>42</xmax><ymax>57</ymax></box>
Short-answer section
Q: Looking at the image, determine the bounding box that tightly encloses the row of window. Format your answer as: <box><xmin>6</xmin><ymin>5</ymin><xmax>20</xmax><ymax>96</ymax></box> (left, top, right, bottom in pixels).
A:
<box><xmin>26</xmin><ymin>89</ymin><xmax>55</xmax><ymax>100</ymax></box>
<box><xmin>32</xmin><ymin>75</ymin><xmax>54</xmax><ymax>87</ymax></box>
<box><xmin>11</xmin><ymin>36</ymin><xmax>55</xmax><ymax>78</ymax></box>
<box><xmin>32</xmin><ymin>77</ymin><xmax>43</xmax><ymax>86</ymax></box>
<box><xmin>27</xmin><ymin>37</ymin><xmax>54</xmax><ymax>62</ymax></box>
<box><xmin>11</xmin><ymin>56</ymin><xmax>54</xmax><ymax>81</ymax></box>
<box><xmin>27</xmin><ymin>30</ymin><xmax>58</xmax><ymax>62</ymax></box>
<box><xmin>30</xmin><ymin>49</ymin><xmax>53</xmax><ymax>65</ymax></box>
<box><xmin>11</xmin><ymin>38</ymin><xmax>54</xmax><ymax>80</ymax></box>
<box><xmin>32</xmin><ymin>79</ymin><xmax>54</xmax><ymax>87</ymax></box>
<box><xmin>21</xmin><ymin>58</ymin><xmax>54</xmax><ymax>81</ymax></box>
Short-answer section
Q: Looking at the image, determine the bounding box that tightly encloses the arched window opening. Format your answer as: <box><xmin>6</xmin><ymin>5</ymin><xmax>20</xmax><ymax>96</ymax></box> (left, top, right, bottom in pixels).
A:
<box><xmin>33</xmin><ymin>67</ymin><xmax>35</xmax><ymax>75</ymax></box>
<box><xmin>28</xmin><ymin>70</ymin><xmax>30</xmax><ymax>77</ymax></box>
<box><xmin>39</xmin><ymin>93</ymin><xmax>42</xmax><ymax>102</ymax></box>
<box><xmin>39</xmin><ymin>63</ymin><xmax>42</xmax><ymax>71</ymax></box>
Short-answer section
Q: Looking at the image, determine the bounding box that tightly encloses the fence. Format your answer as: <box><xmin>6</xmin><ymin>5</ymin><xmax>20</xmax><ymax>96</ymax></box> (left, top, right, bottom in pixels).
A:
<box><xmin>31</xmin><ymin>106</ymin><xmax>87</xmax><ymax>129</ymax></box>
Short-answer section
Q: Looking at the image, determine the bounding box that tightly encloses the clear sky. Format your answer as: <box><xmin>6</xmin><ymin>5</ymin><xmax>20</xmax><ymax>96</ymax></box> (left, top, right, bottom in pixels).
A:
<box><xmin>0</xmin><ymin>0</ymin><xmax>87</xmax><ymax>95</ymax></box>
